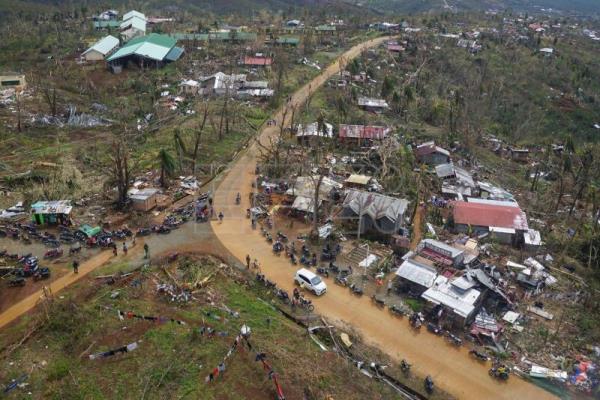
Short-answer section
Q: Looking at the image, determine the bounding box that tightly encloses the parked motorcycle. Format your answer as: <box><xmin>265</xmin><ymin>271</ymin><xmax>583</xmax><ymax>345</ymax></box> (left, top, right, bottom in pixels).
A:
<box><xmin>276</xmin><ymin>289</ymin><xmax>290</xmax><ymax>304</ymax></box>
<box><xmin>33</xmin><ymin>267</ymin><xmax>51</xmax><ymax>281</ymax></box>
<box><xmin>334</xmin><ymin>275</ymin><xmax>348</xmax><ymax>287</ymax></box>
<box><xmin>349</xmin><ymin>283</ymin><xmax>363</xmax><ymax>296</ymax></box>
<box><xmin>409</xmin><ymin>312</ymin><xmax>423</xmax><ymax>329</ymax></box>
<box><xmin>7</xmin><ymin>277</ymin><xmax>25</xmax><ymax>287</ymax></box>
<box><xmin>489</xmin><ymin>366</ymin><xmax>510</xmax><ymax>380</ymax></box>
<box><xmin>316</xmin><ymin>267</ymin><xmax>329</xmax><ymax>278</ymax></box>
<box><xmin>469</xmin><ymin>349</ymin><xmax>489</xmax><ymax>362</ymax></box>
<box><xmin>44</xmin><ymin>248</ymin><xmax>63</xmax><ymax>259</ymax></box>
<box><xmin>424</xmin><ymin>376</ymin><xmax>434</xmax><ymax>394</ymax></box>
<box><xmin>445</xmin><ymin>331</ymin><xmax>463</xmax><ymax>346</ymax></box>
<box><xmin>427</xmin><ymin>323</ymin><xmax>443</xmax><ymax>336</ymax></box>
<box><xmin>371</xmin><ymin>294</ymin><xmax>385</xmax><ymax>307</ymax></box>
<box><xmin>389</xmin><ymin>304</ymin><xmax>409</xmax><ymax>317</ymax></box>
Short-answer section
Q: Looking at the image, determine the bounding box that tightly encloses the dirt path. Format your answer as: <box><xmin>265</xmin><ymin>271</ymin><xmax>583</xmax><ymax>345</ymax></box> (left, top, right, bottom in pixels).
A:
<box><xmin>210</xmin><ymin>38</ymin><xmax>557</xmax><ymax>400</ymax></box>
<box><xmin>411</xmin><ymin>205</ymin><xmax>424</xmax><ymax>250</ymax></box>
<box><xmin>0</xmin><ymin>244</ymin><xmax>143</xmax><ymax>330</ymax></box>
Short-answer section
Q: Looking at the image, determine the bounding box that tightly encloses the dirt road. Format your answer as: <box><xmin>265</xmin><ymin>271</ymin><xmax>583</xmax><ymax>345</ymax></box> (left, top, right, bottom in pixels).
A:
<box><xmin>210</xmin><ymin>38</ymin><xmax>557</xmax><ymax>400</ymax></box>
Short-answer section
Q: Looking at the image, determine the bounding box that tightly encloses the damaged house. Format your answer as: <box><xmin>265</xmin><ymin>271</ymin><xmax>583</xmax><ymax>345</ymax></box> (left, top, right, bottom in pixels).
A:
<box><xmin>436</xmin><ymin>163</ymin><xmax>476</xmax><ymax>200</ymax></box>
<box><xmin>417</xmin><ymin>238</ymin><xmax>465</xmax><ymax>268</ymax></box>
<box><xmin>296</xmin><ymin>122</ymin><xmax>333</xmax><ymax>145</ymax></box>
<box><xmin>415</xmin><ymin>141</ymin><xmax>451</xmax><ymax>166</ymax></box>
<box><xmin>357</xmin><ymin>97</ymin><xmax>389</xmax><ymax>113</ymax></box>
<box><xmin>338</xmin><ymin>124</ymin><xmax>390</xmax><ymax>147</ymax></box>
<box><xmin>106</xmin><ymin>34</ymin><xmax>184</xmax><ymax>71</ymax></box>
<box><xmin>451</xmin><ymin>200</ymin><xmax>530</xmax><ymax>245</ymax></box>
<box><xmin>422</xmin><ymin>274</ymin><xmax>483</xmax><ymax>326</ymax></box>
<box><xmin>199</xmin><ymin>72</ymin><xmax>273</xmax><ymax>98</ymax></box>
<box><xmin>395</xmin><ymin>258</ymin><xmax>438</xmax><ymax>295</ymax></box>
<box><xmin>341</xmin><ymin>190</ymin><xmax>410</xmax><ymax>236</ymax></box>
<box><xmin>285</xmin><ymin>176</ymin><xmax>343</xmax><ymax>214</ymax></box>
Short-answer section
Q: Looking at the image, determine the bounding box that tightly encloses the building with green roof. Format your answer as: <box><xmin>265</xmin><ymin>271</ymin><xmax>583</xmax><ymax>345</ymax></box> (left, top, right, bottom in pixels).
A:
<box><xmin>275</xmin><ymin>36</ymin><xmax>300</xmax><ymax>46</ymax></box>
<box><xmin>106</xmin><ymin>33</ymin><xmax>184</xmax><ymax>69</ymax></box>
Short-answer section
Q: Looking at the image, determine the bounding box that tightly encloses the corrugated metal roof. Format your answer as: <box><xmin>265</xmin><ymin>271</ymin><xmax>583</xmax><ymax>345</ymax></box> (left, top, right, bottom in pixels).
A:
<box><xmin>94</xmin><ymin>20</ymin><xmax>120</xmax><ymax>29</ymax></box>
<box><xmin>395</xmin><ymin>259</ymin><xmax>438</xmax><ymax>288</ymax></box>
<box><xmin>452</xmin><ymin>201</ymin><xmax>529</xmax><ymax>230</ymax></box>
<box><xmin>358</xmin><ymin>97</ymin><xmax>389</xmax><ymax>108</ymax></box>
<box><xmin>345</xmin><ymin>174</ymin><xmax>372</xmax><ymax>185</ymax></box>
<box><xmin>422</xmin><ymin>276</ymin><xmax>480</xmax><ymax>318</ymax></box>
<box><xmin>107</xmin><ymin>34</ymin><xmax>176</xmax><ymax>62</ymax></box>
<box><xmin>83</xmin><ymin>35</ymin><xmax>119</xmax><ymax>56</ymax></box>
<box><xmin>343</xmin><ymin>189</ymin><xmax>409</xmax><ymax>223</ymax></box>
<box><xmin>165</xmin><ymin>46</ymin><xmax>184</xmax><ymax>61</ymax></box>
<box><xmin>31</xmin><ymin>200</ymin><xmax>72</xmax><ymax>215</ymax></box>
<box><xmin>120</xmin><ymin>15</ymin><xmax>146</xmax><ymax>32</ymax></box>
<box><xmin>123</xmin><ymin>10</ymin><xmax>146</xmax><ymax>21</ymax></box>
<box><xmin>244</xmin><ymin>56</ymin><xmax>272</xmax><ymax>66</ymax></box>
<box><xmin>338</xmin><ymin>124</ymin><xmax>389</xmax><ymax>139</ymax></box>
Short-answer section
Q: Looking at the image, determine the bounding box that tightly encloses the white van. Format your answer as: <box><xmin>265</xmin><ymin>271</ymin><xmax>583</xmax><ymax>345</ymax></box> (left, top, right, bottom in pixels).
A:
<box><xmin>295</xmin><ymin>268</ymin><xmax>327</xmax><ymax>296</ymax></box>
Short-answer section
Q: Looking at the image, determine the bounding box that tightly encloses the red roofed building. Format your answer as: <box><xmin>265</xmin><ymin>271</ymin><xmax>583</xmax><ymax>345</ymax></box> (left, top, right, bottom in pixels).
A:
<box><xmin>338</xmin><ymin>124</ymin><xmax>390</xmax><ymax>146</ymax></box>
<box><xmin>243</xmin><ymin>55</ymin><xmax>272</xmax><ymax>67</ymax></box>
<box><xmin>451</xmin><ymin>201</ymin><xmax>529</xmax><ymax>245</ymax></box>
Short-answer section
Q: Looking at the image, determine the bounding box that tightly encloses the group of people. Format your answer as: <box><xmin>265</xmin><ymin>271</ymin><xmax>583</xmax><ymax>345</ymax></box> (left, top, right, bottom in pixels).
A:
<box><xmin>72</xmin><ymin>240</ymin><xmax>151</xmax><ymax>275</ymax></box>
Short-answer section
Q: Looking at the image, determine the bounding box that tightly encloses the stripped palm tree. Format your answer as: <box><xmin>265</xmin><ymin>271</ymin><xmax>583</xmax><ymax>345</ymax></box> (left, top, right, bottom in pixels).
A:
<box><xmin>158</xmin><ymin>149</ymin><xmax>176</xmax><ymax>188</ymax></box>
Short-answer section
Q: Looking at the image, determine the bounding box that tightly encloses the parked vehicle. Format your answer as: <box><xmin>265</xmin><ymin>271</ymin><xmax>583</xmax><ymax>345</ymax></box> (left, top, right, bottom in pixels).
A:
<box><xmin>389</xmin><ymin>304</ymin><xmax>409</xmax><ymax>317</ymax></box>
<box><xmin>400</xmin><ymin>359</ymin><xmax>411</xmax><ymax>373</ymax></box>
<box><xmin>424</xmin><ymin>376</ymin><xmax>434</xmax><ymax>394</ymax></box>
<box><xmin>33</xmin><ymin>267</ymin><xmax>51</xmax><ymax>281</ymax></box>
<box><xmin>469</xmin><ymin>349</ymin><xmax>489</xmax><ymax>362</ymax></box>
<box><xmin>445</xmin><ymin>331</ymin><xmax>463</xmax><ymax>346</ymax></box>
<box><xmin>297</xmin><ymin>296</ymin><xmax>314</xmax><ymax>312</ymax></box>
<box><xmin>8</xmin><ymin>277</ymin><xmax>25</xmax><ymax>287</ymax></box>
<box><xmin>294</xmin><ymin>268</ymin><xmax>327</xmax><ymax>296</ymax></box>
<box><xmin>349</xmin><ymin>283</ymin><xmax>363</xmax><ymax>296</ymax></box>
<box><xmin>334</xmin><ymin>275</ymin><xmax>348</xmax><ymax>287</ymax></box>
<box><xmin>371</xmin><ymin>294</ymin><xmax>385</xmax><ymax>307</ymax></box>
<box><xmin>136</xmin><ymin>228</ymin><xmax>151</xmax><ymax>236</ymax></box>
<box><xmin>316</xmin><ymin>267</ymin><xmax>329</xmax><ymax>278</ymax></box>
<box><xmin>489</xmin><ymin>366</ymin><xmax>510</xmax><ymax>380</ymax></box>
<box><xmin>276</xmin><ymin>289</ymin><xmax>290</xmax><ymax>304</ymax></box>
<box><xmin>409</xmin><ymin>312</ymin><xmax>423</xmax><ymax>329</ymax></box>
<box><xmin>44</xmin><ymin>248</ymin><xmax>63</xmax><ymax>259</ymax></box>
<box><xmin>427</xmin><ymin>323</ymin><xmax>443</xmax><ymax>335</ymax></box>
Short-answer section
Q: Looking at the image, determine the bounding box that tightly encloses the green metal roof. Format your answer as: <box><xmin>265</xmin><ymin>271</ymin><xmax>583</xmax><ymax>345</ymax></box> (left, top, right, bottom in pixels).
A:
<box><xmin>93</xmin><ymin>20</ymin><xmax>119</xmax><ymax>29</ymax></box>
<box><xmin>106</xmin><ymin>33</ymin><xmax>177</xmax><ymax>62</ymax></box>
<box><xmin>276</xmin><ymin>36</ymin><xmax>300</xmax><ymax>45</ymax></box>
<box><xmin>315</xmin><ymin>24</ymin><xmax>336</xmax><ymax>31</ymax></box>
<box><xmin>78</xmin><ymin>224</ymin><xmax>101</xmax><ymax>238</ymax></box>
<box><xmin>169</xmin><ymin>31</ymin><xmax>256</xmax><ymax>42</ymax></box>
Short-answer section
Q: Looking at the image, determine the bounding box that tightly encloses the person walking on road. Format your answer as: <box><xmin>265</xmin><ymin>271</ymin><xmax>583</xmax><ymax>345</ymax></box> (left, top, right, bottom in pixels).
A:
<box><xmin>144</xmin><ymin>243</ymin><xmax>149</xmax><ymax>259</ymax></box>
<box><xmin>246</xmin><ymin>255</ymin><xmax>251</xmax><ymax>269</ymax></box>
<box><xmin>218</xmin><ymin>211</ymin><xmax>224</xmax><ymax>223</ymax></box>
<box><xmin>123</xmin><ymin>242</ymin><xmax>128</xmax><ymax>255</ymax></box>
<box><xmin>72</xmin><ymin>260</ymin><xmax>79</xmax><ymax>274</ymax></box>
<box><xmin>112</xmin><ymin>243</ymin><xmax>117</xmax><ymax>257</ymax></box>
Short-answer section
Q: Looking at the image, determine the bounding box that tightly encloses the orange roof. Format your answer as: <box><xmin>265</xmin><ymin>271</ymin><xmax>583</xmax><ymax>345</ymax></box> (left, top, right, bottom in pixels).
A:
<box><xmin>452</xmin><ymin>201</ymin><xmax>528</xmax><ymax>231</ymax></box>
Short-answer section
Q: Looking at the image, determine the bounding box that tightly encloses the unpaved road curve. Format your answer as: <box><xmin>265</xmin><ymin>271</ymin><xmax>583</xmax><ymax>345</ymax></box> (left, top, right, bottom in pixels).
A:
<box><xmin>211</xmin><ymin>37</ymin><xmax>557</xmax><ymax>400</ymax></box>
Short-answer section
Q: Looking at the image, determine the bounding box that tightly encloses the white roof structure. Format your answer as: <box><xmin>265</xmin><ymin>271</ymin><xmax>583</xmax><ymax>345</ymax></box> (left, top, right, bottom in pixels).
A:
<box><xmin>395</xmin><ymin>259</ymin><xmax>438</xmax><ymax>288</ymax></box>
<box><xmin>285</xmin><ymin>176</ymin><xmax>342</xmax><ymax>198</ymax></box>
<box><xmin>291</xmin><ymin>195</ymin><xmax>320</xmax><ymax>213</ymax></box>
<box><xmin>358</xmin><ymin>97</ymin><xmax>389</xmax><ymax>109</ymax></box>
<box><xmin>539</xmin><ymin>47</ymin><xmax>554</xmax><ymax>54</ymax></box>
<box><xmin>121</xmin><ymin>15</ymin><xmax>147</xmax><ymax>32</ymax></box>
<box><xmin>344</xmin><ymin>189</ymin><xmax>409</xmax><ymax>223</ymax></box>
<box><xmin>181</xmin><ymin>79</ymin><xmax>199</xmax><ymax>87</ymax></box>
<box><xmin>421</xmin><ymin>276</ymin><xmax>481</xmax><ymax>319</ymax></box>
<box><xmin>477</xmin><ymin>181</ymin><xmax>514</xmax><ymax>201</ymax></box>
<box><xmin>202</xmin><ymin>72</ymin><xmax>246</xmax><ymax>91</ymax></box>
<box><xmin>345</xmin><ymin>174</ymin><xmax>372</xmax><ymax>186</ymax></box>
<box><xmin>467</xmin><ymin>197</ymin><xmax>518</xmax><ymax>207</ymax></box>
<box><xmin>296</xmin><ymin>122</ymin><xmax>333</xmax><ymax>138</ymax></box>
<box><xmin>128</xmin><ymin>188</ymin><xmax>159</xmax><ymax>201</ymax></box>
<box><xmin>421</xmin><ymin>238</ymin><xmax>464</xmax><ymax>259</ymax></box>
<box><xmin>524</xmin><ymin>229</ymin><xmax>542</xmax><ymax>246</ymax></box>
<box><xmin>123</xmin><ymin>10</ymin><xmax>146</xmax><ymax>21</ymax></box>
<box><xmin>83</xmin><ymin>35</ymin><xmax>119</xmax><ymax>56</ymax></box>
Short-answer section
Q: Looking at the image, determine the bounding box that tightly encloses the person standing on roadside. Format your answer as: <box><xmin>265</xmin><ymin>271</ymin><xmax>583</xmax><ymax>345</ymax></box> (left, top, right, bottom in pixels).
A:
<box><xmin>144</xmin><ymin>243</ymin><xmax>149</xmax><ymax>259</ymax></box>
<box><xmin>73</xmin><ymin>260</ymin><xmax>79</xmax><ymax>274</ymax></box>
<box><xmin>246</xmin><ymin>254</ymin><xmax>251</xmax><ymax>269</ymax></box>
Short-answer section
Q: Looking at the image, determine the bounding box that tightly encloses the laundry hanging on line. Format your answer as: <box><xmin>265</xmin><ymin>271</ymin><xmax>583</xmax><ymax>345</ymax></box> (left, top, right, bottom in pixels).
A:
<box><xmin>118</xmin><ymin>310</ymin><xmax>187</xmax><ymax>325</ymax></box>
<box><xmin>89</xmin><ymin>341</ymin><xmax>139</xmax><ymax>360</ymax></box>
